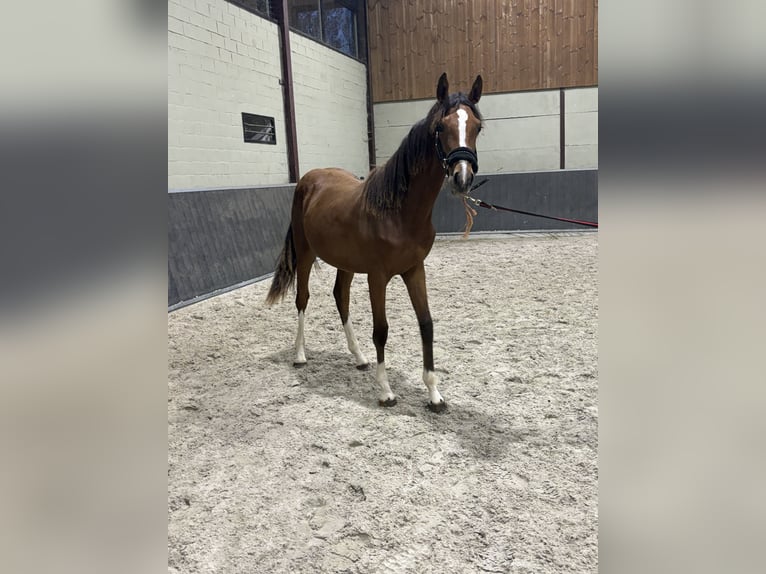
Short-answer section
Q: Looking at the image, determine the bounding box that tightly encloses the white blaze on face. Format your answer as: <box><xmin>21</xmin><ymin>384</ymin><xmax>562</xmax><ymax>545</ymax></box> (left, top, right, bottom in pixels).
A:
<box><xmin>456</xmin><ymin>108</ymin><xmax>468</xmax><ymax>147</ymax></box>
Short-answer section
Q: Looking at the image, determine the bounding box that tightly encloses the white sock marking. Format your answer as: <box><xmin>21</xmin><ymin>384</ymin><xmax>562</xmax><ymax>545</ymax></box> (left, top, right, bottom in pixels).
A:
<box><xmin>423</xmin><ymin>369</ymin><xmax>444</xmax><ymax>405</ymax></box>
<box><xmin>377</xmin><ymin>362</ymin><xmax>395</xmax><ymax>402</ymax></box>
<box><xmin>294</xmin><ymin>311</ymin><xmax>306</xmax><ymax>364</ymax></box>
<box><xmin>456</xmin><ymin>108</ymin><xmax>468</xmax><ymax>147</ymax></box>
<box><xmin>343</xmin><ymin>320</ymin><xmax>368</xmax><ymax>367</ymax></box>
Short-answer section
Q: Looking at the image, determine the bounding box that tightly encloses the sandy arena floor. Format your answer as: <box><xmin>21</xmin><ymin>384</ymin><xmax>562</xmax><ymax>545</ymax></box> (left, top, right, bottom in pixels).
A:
<box><xmin>168</xmin><ymin>232</ymin><xmax>598</xmax><ymax>573</ymax></box>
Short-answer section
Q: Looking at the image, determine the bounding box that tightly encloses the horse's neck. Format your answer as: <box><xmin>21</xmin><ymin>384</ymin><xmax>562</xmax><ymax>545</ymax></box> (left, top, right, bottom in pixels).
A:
<box><xmin>402</xmin><ymin>157</ymin><xmax>445</xmax><ymax>227</ymax></box>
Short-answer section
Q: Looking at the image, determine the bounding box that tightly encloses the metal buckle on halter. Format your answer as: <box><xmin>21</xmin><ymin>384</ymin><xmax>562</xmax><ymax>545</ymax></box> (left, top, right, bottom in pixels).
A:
<box><xmin>435</xmin><ymin>135</ymin><xmax>449</xmax><ymax>174</ymax></box>
<box><xmin>463</xmin><ymin>179</ymin><xmax>493</xmax><ymax>210</ymax></box>
<box><xmin>464</xmin><ymin>194</ymin><xmax>481</xmax><ymax>207</ymax></box>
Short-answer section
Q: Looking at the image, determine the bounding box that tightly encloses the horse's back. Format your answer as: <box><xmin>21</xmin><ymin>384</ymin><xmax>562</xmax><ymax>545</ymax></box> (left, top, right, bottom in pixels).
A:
<box><xmin>290</xmin><ymin>168</ymin><xmax>371</xmax><ymax>266</ymax></box>
<box><xmin>294</xmin><ymin>167</ymin><xmax>365</xmax><ymax>216</ymax></box>
<box><xmin>297</xmin><ymin>168</ymin><xmax>363</xmax><ymax>196</ymax></box>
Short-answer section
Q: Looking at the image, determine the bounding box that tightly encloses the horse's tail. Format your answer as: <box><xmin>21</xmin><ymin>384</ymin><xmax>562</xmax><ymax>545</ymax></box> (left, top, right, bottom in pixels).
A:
<box><xmin>265</xmin><ymin>224</ymin><xmax>297</xmax><ymax>305</ymax></box>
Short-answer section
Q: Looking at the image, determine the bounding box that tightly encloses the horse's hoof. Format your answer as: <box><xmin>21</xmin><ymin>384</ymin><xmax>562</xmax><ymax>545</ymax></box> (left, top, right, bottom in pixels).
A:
<box><xmin>293</xmin><ymin>361</ymin><xmax>307</xmax><ymax>368</ymax></box>
<box><xmin>356</xmin><ymin>363</ymin><xmax>371</xmax><ymax>371</ymax></box>
<box><xmin>378</xmin><ymin>397</ymin><xmax>397</xmax><ymax>408</ymax></box>
<box><xmin>427</xmin><ymin>400</ymin><xmax>447</xmax><ymax>413</ymax></box>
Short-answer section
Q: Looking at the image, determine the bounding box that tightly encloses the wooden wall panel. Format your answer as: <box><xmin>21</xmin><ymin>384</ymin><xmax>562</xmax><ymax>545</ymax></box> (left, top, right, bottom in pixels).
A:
<box><xmin>367</xmin><ymin>0</ymin><xmax>598</xmax><ymax>102</ymax></box>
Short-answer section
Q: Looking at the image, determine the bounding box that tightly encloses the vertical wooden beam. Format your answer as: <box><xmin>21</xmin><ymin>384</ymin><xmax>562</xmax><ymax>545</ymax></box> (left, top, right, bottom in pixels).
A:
<box><xmin>560</xmin><ymin>88</ymin><xmax>566</xmax><ymax>169</ymax></box>
<box><xmin>274</xmin><ymin>0</ymin><xmax>300</xmax><ymax>182</ymax></box>
<box><xmin>361</xmin><ymin>0</ymin><xmax>376</xmax><ymax>171</ymax></box>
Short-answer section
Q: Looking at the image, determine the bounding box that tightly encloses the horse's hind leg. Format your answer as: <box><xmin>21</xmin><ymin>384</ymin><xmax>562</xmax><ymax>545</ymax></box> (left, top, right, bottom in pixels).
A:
<box><xmin>293</xmin><ymin>247</ymin><xmax>315</xmax><ymax>367</ymax></box>
<box><xmin>333</xmin><ymin>270</ymin><xmax>369</xmax><ymax>370</ymax></box>
<box><xmin>402</xmin><ymin>263</ymin><xmax>446</xmax><ymax>412</ymax></box>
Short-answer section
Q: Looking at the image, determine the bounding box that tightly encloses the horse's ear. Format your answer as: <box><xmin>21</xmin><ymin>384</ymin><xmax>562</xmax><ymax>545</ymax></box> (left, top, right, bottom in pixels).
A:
<box><xmin>469</xmin><ymin>75</ymin><xmax>483</xmax><ymax>104</ymax></box>
<box><xmin>436</xmin><ymin>73</ymin><xmax>449</xmax><ymax>103</ymax></box>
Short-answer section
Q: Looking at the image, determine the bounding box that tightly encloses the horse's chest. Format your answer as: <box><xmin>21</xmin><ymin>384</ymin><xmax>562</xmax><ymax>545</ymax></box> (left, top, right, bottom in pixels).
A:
<box><xmin>380</xmin><ymin>235</ymin><xmax>433</xmax><ymax>271</ymax></box>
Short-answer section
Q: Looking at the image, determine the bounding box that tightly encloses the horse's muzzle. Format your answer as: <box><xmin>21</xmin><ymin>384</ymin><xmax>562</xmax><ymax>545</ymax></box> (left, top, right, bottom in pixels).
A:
<box><xmin>451</xmin><ymin>160</ymin><xmax>475</xmax><ymax>194</ymax></box>
<box><xmin>444</xmin><ymin>146</ymin><xmax>478</xmax><ymax>195</ymax></box>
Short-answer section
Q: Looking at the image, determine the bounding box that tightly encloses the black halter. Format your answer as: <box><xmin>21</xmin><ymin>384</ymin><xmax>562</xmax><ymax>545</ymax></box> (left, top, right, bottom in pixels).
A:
<box><xmin>435</xmin><ymin>133</ymin><xmax>479</xmax><ymax>175</ymax></box>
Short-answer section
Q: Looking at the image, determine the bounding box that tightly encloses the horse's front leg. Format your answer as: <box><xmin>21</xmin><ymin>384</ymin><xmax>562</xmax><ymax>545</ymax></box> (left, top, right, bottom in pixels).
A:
<box><xmin>402</xmin><ymin>263</ymin><xmax>446</xmax><ymax>413</ymax></box>
<box><xmin>368</xmin><ymin>274</ymin><xmax>396</xmax><ymax>407</ymax></box>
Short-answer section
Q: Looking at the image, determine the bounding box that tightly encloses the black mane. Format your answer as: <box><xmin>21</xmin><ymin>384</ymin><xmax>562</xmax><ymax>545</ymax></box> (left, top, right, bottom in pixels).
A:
<box><xmin>362</xmin><ymin>93</ymin><xmax>483</xmax><ymax>215</ymax></box>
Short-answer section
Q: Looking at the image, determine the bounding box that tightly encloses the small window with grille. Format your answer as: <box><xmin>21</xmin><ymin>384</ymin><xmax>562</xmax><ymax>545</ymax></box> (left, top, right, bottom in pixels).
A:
<box><xmin>242</xmin><ymin>113</ymin><xmax>276</xmax><ymax>145</ymax></box>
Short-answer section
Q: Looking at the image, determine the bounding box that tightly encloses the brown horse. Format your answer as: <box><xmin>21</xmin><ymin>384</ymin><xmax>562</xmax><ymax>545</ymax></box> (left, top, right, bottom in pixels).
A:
<box><xmin>266</xmin><ymin>73</ymin><xmax>483</xmax><ymax>412</ymax></box>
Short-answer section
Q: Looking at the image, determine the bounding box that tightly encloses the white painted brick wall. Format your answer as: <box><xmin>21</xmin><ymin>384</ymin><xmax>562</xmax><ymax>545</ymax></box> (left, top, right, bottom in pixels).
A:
<box><xmin>290</xmin><ymin>33</ymin><xmax>369</xmax><ymax>177</ymax></box>
<box><xmin>373</xmin><ymin>87</ymin><xmax>598</xmax><ymax>173</ymax></box>
<box><xmin>168</xmin><ymin>0</ymin><xmax>287</xmax><ymax>189</ymax></box>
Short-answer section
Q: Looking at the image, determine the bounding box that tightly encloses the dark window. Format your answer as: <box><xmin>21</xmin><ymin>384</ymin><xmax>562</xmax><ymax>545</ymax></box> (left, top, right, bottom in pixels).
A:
<box><xmin>226</xmin><ymin>0</ymin><xmax>271</xmax><ymax>19</ymax></box>
<box><xmin>242</xmin><ymin>113</ymin><xmax>276</xmax><ymax>144</ymax></box>
<box><xmin>289</xmin><ymin>0</ymin><xmax>321</xmax><ymax>40</ymax></box>
<box><xmin>288</xmin><ymin>1</ymin><xmax>365</xmax><ymax>61</ymax></box>
<box><xmin>322</xmin><ymin>1</ymin><xmax>357</xmax><ymax>56</ymax></box>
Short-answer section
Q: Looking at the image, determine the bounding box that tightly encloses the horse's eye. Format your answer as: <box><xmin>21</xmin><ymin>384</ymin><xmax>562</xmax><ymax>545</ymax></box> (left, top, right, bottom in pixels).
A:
<box><xmin>477</xmin><ymin>125</ymin><xmax>483</xmax><ymax>133</ymax></box>
<box><xmin>435</xmin><ymin>123</ymin><xmax>444</xmax><ymax>133</ymax></box>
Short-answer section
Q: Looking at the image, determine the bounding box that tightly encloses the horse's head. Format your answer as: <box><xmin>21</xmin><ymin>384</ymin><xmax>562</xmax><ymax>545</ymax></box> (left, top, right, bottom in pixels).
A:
<box><xmin>434</xmin><ymin>73</ymin><xmax>483</xmax><ymax>195</ymax></box>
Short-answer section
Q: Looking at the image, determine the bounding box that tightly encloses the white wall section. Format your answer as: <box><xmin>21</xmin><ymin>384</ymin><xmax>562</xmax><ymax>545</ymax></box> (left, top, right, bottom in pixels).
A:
<box><xmin>564</xmin><ymin>87</ymin><xmax>598</xmax><ymax>169</ymax></box>
<box><xmin>168</xmin><ymin>0</ymin><xmax>288</xmax><ymax>189</ymax></box>
<box><xmin>475</xmin><ymin>90</ymin><xmax>561</xmax><ymax>173</ymax></box>
<box><xmin>168</xmin><ymin>0</ymin><xmax>371</xmax><ymax>189</ymax></box>
<box><xmin>168</xmin><ymin>0</ymin><xmax>595</xmax><ymax>188</ymax></box>
<box><xmin>373</xmin><ymin>87</ymin><xmax>598</xmax><ymax>174</ymax></box>
<box><xmin>290</xmin><ymin>32</ymin><xmax>370</xmax><ymax>178</ymax></box>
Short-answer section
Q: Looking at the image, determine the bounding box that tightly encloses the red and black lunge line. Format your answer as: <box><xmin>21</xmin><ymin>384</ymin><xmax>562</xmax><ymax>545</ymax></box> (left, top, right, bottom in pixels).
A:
<box><xmin>464</xmin><ymin>179</ymin><xmax>599</xmax><ymax>228</ymax></box>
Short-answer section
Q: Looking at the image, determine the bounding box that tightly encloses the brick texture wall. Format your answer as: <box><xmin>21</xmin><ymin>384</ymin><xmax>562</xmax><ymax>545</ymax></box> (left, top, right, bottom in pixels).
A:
<box><xmin>168</xmin><ymin>0</ymin><xmax>287</xmax><ymax>188</ymax></box>
<box><xmin>168</xmin><ymin>0</ymin><xmax>371</xmax><ymax>189</ymax></box>
<box><xmin>290</xmin><ymin>33</ymin><xmax>370</xmax><ymax>178</ymax></box>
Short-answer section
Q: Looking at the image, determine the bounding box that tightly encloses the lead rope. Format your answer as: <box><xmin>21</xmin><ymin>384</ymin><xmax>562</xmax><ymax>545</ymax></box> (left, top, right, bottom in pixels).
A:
<box><xmin>461</xmin><ymin>195</ymin><xmax>478</xmax><ymax>238</ymax></box>
<box><xmin>461</xmin><ymin>179</ymin><xmax>599</xmax><ymax>234</ymax></box>
<box><xmin>437</xmin><ymin>134</ymin><xmax>481</xmax><ymax>236</ymax></box>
